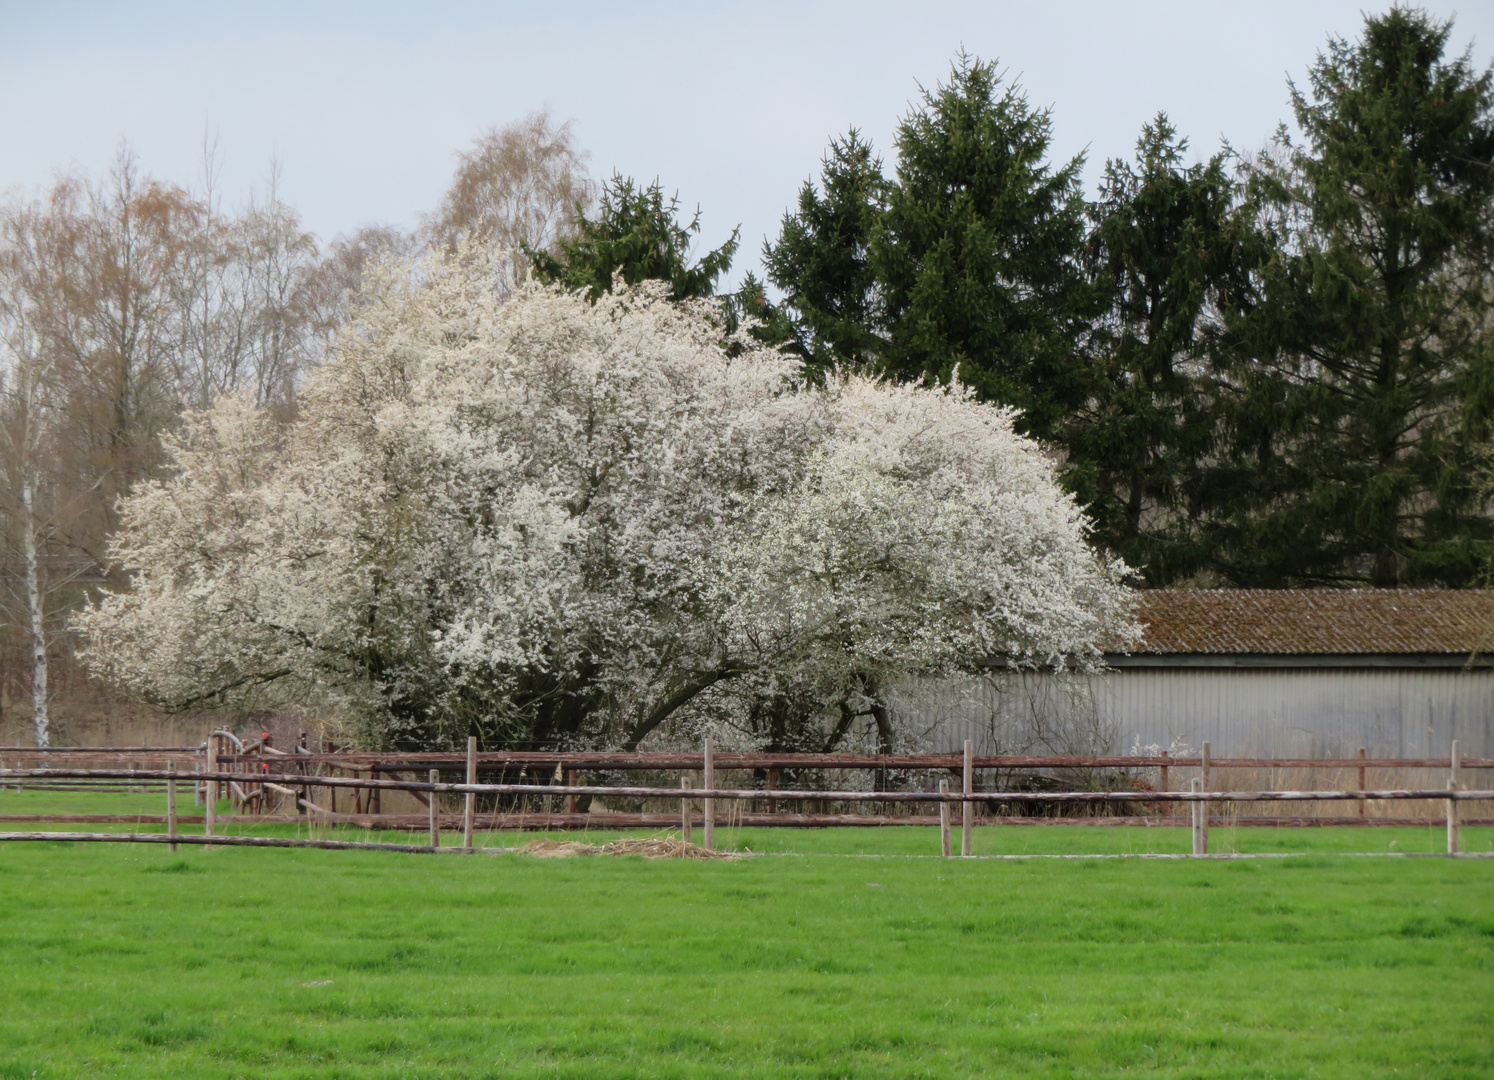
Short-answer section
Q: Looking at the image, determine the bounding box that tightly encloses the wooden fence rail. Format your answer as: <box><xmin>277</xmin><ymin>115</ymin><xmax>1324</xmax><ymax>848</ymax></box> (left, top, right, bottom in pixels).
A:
<box><xmin>6</xmin><ymin>745</ymin><xmax>1491</xmax><ymax>856</ymax></box>
<box><xmin>5</xmin><ymin>767</ymin><xmax>1493</xmax><ymax>806</ymax></box>
<box><xmin>5</xmin><ymin>748</ymin><xmax>1493</xmax><ymax>770</ymax></box>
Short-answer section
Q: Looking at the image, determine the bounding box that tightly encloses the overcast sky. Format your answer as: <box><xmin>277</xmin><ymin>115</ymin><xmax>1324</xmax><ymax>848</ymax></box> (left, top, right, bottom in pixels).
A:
<box><xmin>2</xmin><ymin>1</ymin><xmax>1491</xmax><ymax>287</ymax></box>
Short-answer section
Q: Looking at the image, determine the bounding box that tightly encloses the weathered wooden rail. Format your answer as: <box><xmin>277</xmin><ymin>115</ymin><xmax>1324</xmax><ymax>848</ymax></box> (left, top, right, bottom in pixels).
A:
<box><xmin>6</xmin><ymin>747</ymin><xmax>1492</xmax><ymax>769</ymax></box>
<box><xmin>4</xmin><ymin>770</ymin><xmax>1491</xmax><ymax>855</ymax></box>
<box><xmin>4</xmin><ymin>736</ymin><xmax>1490</xmax><ymax>856</ymax></box>
<box><xmin>10</xmin><ymin>767</ymin><xmax>1494</xmax><ymax>804</ymax></box>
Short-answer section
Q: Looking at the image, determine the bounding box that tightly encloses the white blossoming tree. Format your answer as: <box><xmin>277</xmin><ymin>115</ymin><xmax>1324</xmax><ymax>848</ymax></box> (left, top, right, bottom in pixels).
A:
<box><xmin>78</xmin><ymin>254</ymin><xmax>1136</xmax><ymax>750</ymax></box>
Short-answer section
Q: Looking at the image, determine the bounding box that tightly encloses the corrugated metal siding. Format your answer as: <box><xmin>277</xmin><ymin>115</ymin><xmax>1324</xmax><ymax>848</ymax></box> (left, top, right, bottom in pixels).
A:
<box><xmin>891</xmin><ymin>668</ymin><xmax>1494</xmax><ymax>757</ymax></box>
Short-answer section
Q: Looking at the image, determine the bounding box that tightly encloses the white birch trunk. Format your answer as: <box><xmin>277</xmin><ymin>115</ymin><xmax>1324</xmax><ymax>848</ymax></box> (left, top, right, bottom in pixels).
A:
<box><xmin>21</xmin><ymin>472</ymin><xmax>48</xmax><ymax>748</ymax></box>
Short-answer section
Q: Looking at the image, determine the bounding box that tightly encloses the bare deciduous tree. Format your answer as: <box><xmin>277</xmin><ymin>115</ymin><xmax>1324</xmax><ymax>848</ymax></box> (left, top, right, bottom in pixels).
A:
<box><xmin>0</xmin><ymin>147</ymin><xmax>326</xmax><ymax>743</ymax></box>
<box><xmin>425</xmin><ymin>109</ymin><xmax>595</xmax><ymax>291</ymax></box>
<box><xmin>302</xmin><ymin>224</ymin><xmax>419</xmax><ymax>353</ymax></box>
<box><xmin>174</xmin><ymin>146</ymin><xmax>320</xmax><ymax>415</ymax></box>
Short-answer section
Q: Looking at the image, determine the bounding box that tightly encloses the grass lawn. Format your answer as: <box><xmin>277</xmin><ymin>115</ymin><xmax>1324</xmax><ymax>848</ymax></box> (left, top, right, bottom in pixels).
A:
<box><xmin>0</xmin><ymin>792</ymin><xmax>1491</xmax><ymax>1078</ymax></box>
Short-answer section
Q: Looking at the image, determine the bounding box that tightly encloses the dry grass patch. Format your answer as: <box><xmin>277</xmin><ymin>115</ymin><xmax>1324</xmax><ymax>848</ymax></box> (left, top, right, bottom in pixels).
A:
<box><xmin>518</xmin><ymin>836</ymin><xmax>739</xmax><ymax>859</ymax></box>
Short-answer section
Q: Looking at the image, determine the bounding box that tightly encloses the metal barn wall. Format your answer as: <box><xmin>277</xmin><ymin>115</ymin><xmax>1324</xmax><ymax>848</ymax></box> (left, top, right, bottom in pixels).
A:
<box><xmin>892</xmin><ymin>667</ymin><xmax>1494</xmax><ymax>758</ymax></box>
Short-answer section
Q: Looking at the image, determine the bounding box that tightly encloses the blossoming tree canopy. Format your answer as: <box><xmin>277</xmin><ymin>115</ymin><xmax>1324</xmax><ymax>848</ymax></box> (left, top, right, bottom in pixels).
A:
<box><xmin>78</xmin><ymin>255</ymin><xmax>1137</xmax><ymax>750</ymax></box>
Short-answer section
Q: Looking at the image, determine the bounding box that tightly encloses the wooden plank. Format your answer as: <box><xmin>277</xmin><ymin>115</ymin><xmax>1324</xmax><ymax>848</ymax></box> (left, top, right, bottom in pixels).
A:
<box><xmin>167</xmin><ymin>760</ymin><xmax>177</xmax><ymax>853</ymax></box>
<box><xmin>205</xmin><ymin>745</ymin><xmax>216</xmax><ymax>842</ymax></box>
<box><xmin>15</xmin><ymin>767</ymin><xmax>1494</xmax><ymax>804</ymax></box>
<box><xmin>0</xmin><ymin>831</ymin><xmax>456</xmax><ymax>853</ymax></box>
<box><xmin>463</xmin><ymin>737</ymin><xmax>476</xmax><ymax>852</ymax></box>
<box><xmin>7</xmin><ymin>811</ymin><xmax>1490</xmax><ymax>829</ymax></box>
<box><xmin>1201</xmin><ymin>741</ymin><xmax>1211</xmax><ymax>848</ymax></box>
<box><xmin>1191</xmin><ymin>778</ymin><xmax>1206</xmax><ymax>856</ymax></box>
<box><xmin>1449</xmin><ymin>740</ymin><xmax>1461</xmax><ymax>855</ymax></box>
<box><xmin>37</xmin><ymin>745</ymin><xmax>1494</xmax><ymax>770</ymax></box>
<box><xmin>961</xmin><ymin>739</ymin><xmax>973</xmax><ymax>857</ymax></box>
<box><xmin>1447</xmin><ymin>779</ymin><xmax>1460</xmax><ymax>854</ymax></box>
<box><xmin>1358</xmin><ymin>747</ymin><xmax>1367</xmax><ymax>818</ymax></box>
<box><xmin>382</xmin><ymin>771</ymin><xmax>431</xmax><ymax>808</ymax></box>
<box><xmin>939</xmin><ymin>780</ymin><xmax>952</xmax><ymax>857</ymax></box>
<box><xmin>703</xmin><ymin>739</ymin><xmax>715</xmax><ymax>851</ymax></box>
<box><xmin>429</xmin><ymin>769</ymin><xmax>439</xmax><ymax>849</ymax></box>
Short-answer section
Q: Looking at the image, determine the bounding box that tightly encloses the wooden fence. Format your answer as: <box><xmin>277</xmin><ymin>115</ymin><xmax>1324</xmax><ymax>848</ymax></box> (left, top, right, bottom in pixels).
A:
<box><xmin>2</xmin><ymin>735</ymin><xmax>1492</xmax><ymax>858</ymax></box>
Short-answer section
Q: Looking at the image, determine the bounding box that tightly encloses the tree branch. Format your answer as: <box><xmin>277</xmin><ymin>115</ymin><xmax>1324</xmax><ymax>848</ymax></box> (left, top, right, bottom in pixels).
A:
<box><xmin>621</xmin><ymin>665</ymin><xmax>743</xmax><ymax>751</ymax></box>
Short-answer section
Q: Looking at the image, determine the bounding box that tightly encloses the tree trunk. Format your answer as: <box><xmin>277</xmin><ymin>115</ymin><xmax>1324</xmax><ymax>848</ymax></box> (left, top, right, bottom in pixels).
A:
<box><xmin>870</xmin><ymin>699</ymin><xmax>893</xmax><ymax>793</ymax></box>
<box><xmin>21</xmin><ymin>474</ymin><xmax>48</xmax><ymax>749</ymax></box>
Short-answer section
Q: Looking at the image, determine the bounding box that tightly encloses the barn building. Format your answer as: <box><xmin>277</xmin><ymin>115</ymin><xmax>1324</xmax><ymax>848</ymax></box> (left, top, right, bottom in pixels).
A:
<box><xmin>908</xmin><ymin>590</ymin><xmax>1494</xmax><ymax>759</ymax></box>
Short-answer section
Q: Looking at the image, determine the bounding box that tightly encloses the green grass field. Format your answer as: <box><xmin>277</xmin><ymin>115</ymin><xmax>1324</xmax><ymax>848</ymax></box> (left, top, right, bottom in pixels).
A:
<box><xmin>1</xmin><ymin>790</ymin><xmax>1491</xmax><ymax>1078</ymax></box>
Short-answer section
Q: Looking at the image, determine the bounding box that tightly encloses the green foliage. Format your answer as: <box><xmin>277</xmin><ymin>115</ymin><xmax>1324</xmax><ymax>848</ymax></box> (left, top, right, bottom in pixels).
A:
<box><xmin>764</xmin><ymin>22</ymin><xmax>1494</xmax><ymax>588</ymax></box>
<box><xmin>763</xmin><ymin>129</ymin><xmax>889</xmax><ymax>374</ymax></box>
<box><xmin>720</xmin><ymin>271</ymin><xmax>797</xmax><ymax>355</ymax></box>
<box><xmin>1072</xmin><ymin>115</ymin><xmax>1243</xmax><ymax>583</ymax></box>
<box><xmin>529</xmin><ymin>173</ymin><xmax>740</xmax><ymax>302</ymax></box>
<box><xmin>873</xmin><ymin>53</ymin><xmax>1104</xmax><ymax>443</ymax></box>
<box><xmin>1210</xmin><ymin>8</ymin><xmax>1494</xmax><ymax>586</ymax></box>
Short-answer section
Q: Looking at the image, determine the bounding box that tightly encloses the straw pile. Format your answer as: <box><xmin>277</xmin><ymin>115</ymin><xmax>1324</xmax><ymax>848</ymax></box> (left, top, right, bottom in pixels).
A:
<box><xmin>517</xmin><ymin>837</ymin><xmax>737</xmax><ymax>860</ymax></box>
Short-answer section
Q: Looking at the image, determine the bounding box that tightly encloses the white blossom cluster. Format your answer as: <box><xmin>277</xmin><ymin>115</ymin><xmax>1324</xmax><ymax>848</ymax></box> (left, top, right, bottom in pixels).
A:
<box><xmin>78</xmin><ymin>254</ymin><xmax>1137</xmax><ymax>749</ymax></box>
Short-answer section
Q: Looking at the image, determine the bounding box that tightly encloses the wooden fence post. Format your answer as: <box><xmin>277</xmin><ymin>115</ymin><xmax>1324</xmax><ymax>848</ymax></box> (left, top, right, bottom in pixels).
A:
<box><xmin>703</xmin><ymin>738</ymin><xmax>715</xmax><ymax>852</ymax></box>
<box><xmin>1190</xmin><ymin>778</ymin><xmax>1206</xmax><ymax>856</ymax></box>
<box><xmin>1447</xmin><ymin>779</ymin><xmax>1460</xmax><ymax>855</ymax></box>
<box><xmin>1159</xmin><ymin>750</ymin><xmax>1170</xmax><ymax>817</ymax></box>
<box><xmin>167</xmin><ymin>760</ymin><xmax>178</xmax><ymax>854</ymax></box>
<box><xmin>429</xmin><ymin>769</ymin><xmax>440</xmax><ymax>850</ymax></box>
<box><xmin>1357</xmin><ymin>747</ymin><xmax>1366</xmax><ymax>818</ymax></box>
<box><xmin>1448</xmin><ymin>739</ymin><xmax>1460</xmax><ymax>855</ymax></box>
<box><xmin>961</xmin><ymin>739</ymin><xmax>973</xmax><ymax>857</ymax></box>
<box><xmin>939</xmin><ymin>779</ymin><xmax>952</xmax><ymax>858</ymax></box>
<box><xmin>680</xmin><ymin>777</ymin><xmax>693</xmax><ymax>846</ymax></box>
<box><xmin>463</xmin><ymin>736</ymin><xmax>476</xmax><ymax>852</ymax></box>
<box><xmin>326</xmin><ymin>740</ymin><xmax>337</xmax><ymax>816</ymax></box>
<box><xmin>1200</xmin><ymin>741</ymin><xmax>1211</xmax><ymax>841</ymax></box>
<box><xmin>205</xmin><ymin>743</ymin><xmax>216</xmax><ymax>843</ymax></box>
<box><xmin>767</xmin><ymin>768</ymin><xmax>778</xmax><ymax>814</ymax></box>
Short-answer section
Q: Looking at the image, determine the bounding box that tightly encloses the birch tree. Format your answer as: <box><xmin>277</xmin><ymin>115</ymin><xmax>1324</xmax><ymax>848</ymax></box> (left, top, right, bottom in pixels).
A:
<box><xmin>0</xmin><ymin>204</ymin><xmax>60</xmax><ymax>746</ymax></box>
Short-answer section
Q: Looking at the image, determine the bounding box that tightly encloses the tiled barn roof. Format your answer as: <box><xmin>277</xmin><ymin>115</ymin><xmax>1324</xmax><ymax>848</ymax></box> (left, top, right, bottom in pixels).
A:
<box><xmin>1131</xmin><ymin>589</ymin><xmax>1494</xmax><ymax>655</ymax></box>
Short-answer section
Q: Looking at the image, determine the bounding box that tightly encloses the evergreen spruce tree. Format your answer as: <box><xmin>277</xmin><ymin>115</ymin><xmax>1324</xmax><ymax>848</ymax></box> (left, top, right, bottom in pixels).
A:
<box><xmin>873</xmin><ymin>54</ymin><xmax>1102</xmax><ymax>443</ymax></box>
<box><xmin>529</xmin><ymin>173</ymin><xmax>739</xmax><ymax>302</ymax></box>
<box><xmin>1214</xmin><ymin>8</ymin><xmax>1494</xmax><ymax>586</ymax></box>
<box><xmin>763</xmin><ymin>130</ymin><xmax>888</xmax><ymax>374</ymax></box>
<box><xmin>1073</xmin><ymin>115</ymin><xmax>1241</xmax><ymax>583</ymax></box>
